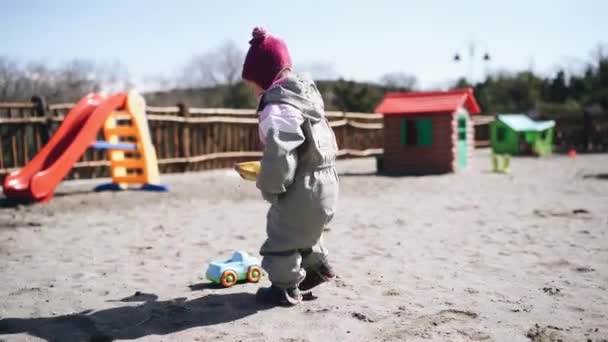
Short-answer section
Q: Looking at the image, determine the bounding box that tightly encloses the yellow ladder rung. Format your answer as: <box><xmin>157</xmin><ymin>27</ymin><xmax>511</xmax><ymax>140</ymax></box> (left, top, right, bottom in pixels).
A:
<box><xmin>111</xmin><ymin>159</ymin><xmax>144</xmax><ymax>168</ymax></box>
<box><xmin>105</xmin><ymin>126</ymin><xmax>138</xmax><ymax>136</ymax></box>
<box><xmin>110</xmin><ymin>111</ymin><xmax>131</xmax><ymax>120</ymax></box>
<box><xmin>113</xmin><ymin>176</ymin><xmax>146</xmax><ymax>184</ymax></box>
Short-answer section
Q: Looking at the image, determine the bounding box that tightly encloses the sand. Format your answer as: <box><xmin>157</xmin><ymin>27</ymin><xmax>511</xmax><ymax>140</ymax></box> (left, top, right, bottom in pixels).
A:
<box><xmin>0</xmin><ymin>149</ymin><xmax>607</xmax><ymax>342</ymax></box>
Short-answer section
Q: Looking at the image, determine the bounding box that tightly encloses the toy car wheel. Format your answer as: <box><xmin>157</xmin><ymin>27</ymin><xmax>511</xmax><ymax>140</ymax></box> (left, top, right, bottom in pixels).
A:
<box><xmin>220</xmin><ymin>270</ymin><xmax>238</xmax><ymax>287</ymax></box>
<box><xmin>247</xmin><ymin>266</ymin><xmax>262</xmax><ymax>283</ymax></box>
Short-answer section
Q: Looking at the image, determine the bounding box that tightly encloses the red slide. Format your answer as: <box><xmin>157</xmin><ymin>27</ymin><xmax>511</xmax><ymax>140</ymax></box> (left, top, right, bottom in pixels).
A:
<box><xmin>3</xmin><ymin>93</ymin><xmax>127</xmax><ymax>203</ymax></box>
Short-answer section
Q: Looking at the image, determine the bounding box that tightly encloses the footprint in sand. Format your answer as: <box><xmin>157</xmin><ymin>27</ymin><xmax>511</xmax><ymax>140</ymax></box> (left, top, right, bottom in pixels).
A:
<box><xmin>541</xmin><ymin>287</ymin><xmax>563</xmax><ymax>296</ymax></box>
<box><xmin>526</xmin><ymin>324</ymin><xmax>568</xmax><ymax>342</ymax></box>
<box><xmin>457</xmin><ymin>327</ymin><xmax>491</xmax><ymax>340</ymax></box>
<box><xmin>385</xmin><ymin>309</ymin><xmax>481</xmax><ymax>340</ymax></box>
<box><xmin>383</xmin><ymin>289</ymin><xmax>400</xmax><ymax>297</ymax></box>
<box><xmin>573</xmin><ymin>266</ymin><xmax>595</xmax><ymax>273</ymax></box>
<box><xmin>351</xmin><ymin>311</ymin><xmax>377</xmax><ymax>323</ymax></box>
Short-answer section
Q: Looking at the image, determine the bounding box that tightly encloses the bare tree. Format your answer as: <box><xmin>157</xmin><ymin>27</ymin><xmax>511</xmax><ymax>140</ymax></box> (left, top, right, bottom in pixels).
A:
<box><xmin>55</xmin><ymin>59</ymin><xmax>98</xmax><ymax>100</ymax></box>
<box><xmin>0</xmin><ymin>57</ymin><xmax>27</xmax><ymax>101</ymax></box>
<box><xmin>181</xmin><ymin>40</ymin><xmax>244</xmax><ymax>88</ymax></box>
<box><xmin>94</xmin><ymin>60</ymin><xmax>133</xmax><ymax>94</ymax></box>
<box><xmin>379</xmin><ymin>72</ymin><xmax>418</xmax><ymax>91</ymax></box>
<box><xmin>179</xmin><ymin>41</ymin><xmax>254</xmax><ymax>107</ymax></box>
<box><xmin>143</xmin><ymin>74</ymin><xmax>176</xmax><ymax>92</ymax></box>
<box><xmin>0</xmin><ymin>56</ymin><xmax>132</xmax><ymax>102</ymax></box>
<box><xmin>298</xmin><ymin>61</ymin><xmax>338</xmax><ymax>80</ymax></box>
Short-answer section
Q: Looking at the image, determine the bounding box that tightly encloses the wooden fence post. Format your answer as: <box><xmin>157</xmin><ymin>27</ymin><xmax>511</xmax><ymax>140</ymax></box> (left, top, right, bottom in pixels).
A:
<box><xmin>177</xmin><ymin>102</ymin><xmax>190</xmax><ymax>172</ymax></box>
<box><xmin>31</xmin><ymin>95</ymin><xmax>51</xmax><ymax>144</ymax></box>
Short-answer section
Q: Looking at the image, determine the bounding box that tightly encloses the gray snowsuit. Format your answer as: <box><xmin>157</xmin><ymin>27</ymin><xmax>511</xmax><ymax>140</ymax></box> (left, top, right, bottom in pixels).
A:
<box><xmin>256</xmin><ymin>73</ymin><xmax>339</xmax><ymax>289</ymax></box>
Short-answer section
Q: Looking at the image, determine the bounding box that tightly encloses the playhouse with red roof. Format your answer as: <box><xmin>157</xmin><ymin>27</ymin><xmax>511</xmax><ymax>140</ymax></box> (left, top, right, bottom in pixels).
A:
<box><xmin>375</xmin><ymin>88</ymin><xmax>481</xmax><ymax>174</ymax></box>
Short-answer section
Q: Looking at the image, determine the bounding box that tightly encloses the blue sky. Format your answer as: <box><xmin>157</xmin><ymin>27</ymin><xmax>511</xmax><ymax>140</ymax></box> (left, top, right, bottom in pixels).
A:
<box><xmin>2</xmin><ymin>0</ymin><xmax>606</xmax><ymax>90</ymax></box>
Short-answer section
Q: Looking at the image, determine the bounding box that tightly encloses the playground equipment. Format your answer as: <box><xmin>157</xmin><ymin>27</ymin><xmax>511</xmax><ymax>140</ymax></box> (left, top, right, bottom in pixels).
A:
<box><xmin>375</xmin><ymin>88</ymin><xmax>480</xmax><ymax>175</ymax></box>
<box><xmin>3</xmin><ymin>91</ymin><xmax>167</xmax><ymax>203</ymax></box>
<box><xmin>492</xmin><ymin>153</ymin><xmax>510</xmax><ymax>173</ymax></box>
<box><xmin>491</xmin><ymin>114</ymin><xmax>555</xmax><ymax>156</ymax></box>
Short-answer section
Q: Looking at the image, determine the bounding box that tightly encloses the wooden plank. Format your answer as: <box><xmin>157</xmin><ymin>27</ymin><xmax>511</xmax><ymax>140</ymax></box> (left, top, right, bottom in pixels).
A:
<box><xmin>472</xmin><ymin>115</ymin><xmax>495</xmax><ymax>125</ymax></box>
<box><xmin>202</xmin><ymin>123</ymin><xmax>208</xmax><ymax>170</ymax></box>
<box><xmin>146</xmin><ymin>114</ymin><xmax>258</xmax><ymax>124</ymax></box>
<box><xmin>162</xmin><ymin>123</ymin><xmax>170</xmax><ymax>161</ymax></box>
<box><xmin>206</xmin><ymin>123</ymin><xmax>212</xmax><ymax>169</ymax></box>
<box><xmin>227</xmin><ymin>124</ymin><xmax>233</xmax><ymax>153</ymax></box>
<box><xmin>35</xmin><ymin>124</ymin><xmax>42</xmax><ymax>151</ymax></box>
<box><xmin>346</xmin><ymin>121</ymin><xmax>382</xmax><ymax>130</ymax></box>
<box><xmin>158</xmin><ymin>151</ymin><xmax>264</xmax><ymax>165</ymax></box>
<box><xmin>211</xmin><ymin>123</ymin><xmax>218</xmax><ymax>169</ymax></box>
<box><xmin>147</xmin><ymin>107</ymin><xmax>383</xmax><ymax>120</ymax></box>
<box><xmin>172</xmin><ymin>122</ymin><xmax>179</xmax><ymax>158</ymax></box>
<box><xmin>155</xmin><ymin>123</ymin><xmax>162</xmax><ymax>158</ymax></box>
<box><xmin>0</xmin><ymin>117</ymin><xmax>55</xmax><ymax>124</ymax></box>
<box><xmin>154</xmin><ymin>148</ymin><xmax>381</xmax><ymax>166</ymax></box>
<box><xmin>189</xmin><ymin>108</ymin><xmax>256</xmax><ymax>115</ymax></box>
<box><xmin>146</xmin><ymin>105</ymin><xmax>180</xmax><ymax>113</ymax></box>
<box><xmin>329</xmin><ymin>119</ymin><xmax>348</xmax><ymax>127</ymax></box>
<box><xmin>179</xmin><ymin>104</ymin><xmax>191</xmax><ymax>165</ymax></box>
<box><xmin>48</xmin><ymin>103</ymin><xmax>74</xmax><ymax>110</ymax></box>
<box><xmin>342</xmin><ymin>112</ymin><xmax>383</xmax><ymax>120</ymax></box>
<box><xmin>116</xmin><ymin>114</ymin><xmax>383</xmax><ymax>130</ymax></box>
<box><xmin>9</xmin><ymin>107</ymin><xmax>19</xmax><ymax>168</ymax></box>
<box><xmin>336</xmin><ymin>148</ymin><xmax>383</xmax><ymax>157</ymax></box>
<box><xmin>0</xmin><ymin>103</ymin><xmax>35</xmax><ymax>109</ymax></box>
<box><xmin>21</xmin><ymin>109</ymin><xmax>30</xmax><ymax>163</ymax></box>
<box><xmin>0</xmin><ymin>117</ymin><xmax>45</xmax><ymax>124</ymax></box>
<box><xmin>214</xmin><ymin>123</ymin><xmax>221</xmax><ymax>169</ymax></box>
<box><xmin>191</xmin><ymin>124</ymin><xmax>198</xmax><ymax>159</ymax></box>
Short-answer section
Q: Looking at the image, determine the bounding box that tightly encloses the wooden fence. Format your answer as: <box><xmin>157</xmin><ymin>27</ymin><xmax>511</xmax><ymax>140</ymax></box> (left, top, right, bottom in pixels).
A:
<box><xmin>0</xmin><ymin>98</ymin><xmax>384</xmax><ymax>183</ymax></box>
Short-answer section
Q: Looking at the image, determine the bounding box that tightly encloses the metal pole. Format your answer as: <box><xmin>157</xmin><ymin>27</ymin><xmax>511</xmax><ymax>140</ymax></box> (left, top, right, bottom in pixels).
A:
<box><xmin>468</xmin><ymin>41</ymin><xmax>475</xmax><ymax>83</ymax></box>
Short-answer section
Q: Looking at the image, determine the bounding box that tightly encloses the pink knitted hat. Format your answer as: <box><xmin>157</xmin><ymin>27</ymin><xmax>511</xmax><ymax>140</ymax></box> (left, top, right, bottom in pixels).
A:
<box><xmin>242</xmin><ymin>27</ymin><xmax>292</xmax><ymax>90</ymax></box>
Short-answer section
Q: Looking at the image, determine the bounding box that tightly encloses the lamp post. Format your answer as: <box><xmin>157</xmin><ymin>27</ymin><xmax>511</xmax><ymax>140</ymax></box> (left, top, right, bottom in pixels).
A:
<box><xmin>453</xmin><ymin>41</ymin><xmax>491</xmax><ymax>84</ymax></box>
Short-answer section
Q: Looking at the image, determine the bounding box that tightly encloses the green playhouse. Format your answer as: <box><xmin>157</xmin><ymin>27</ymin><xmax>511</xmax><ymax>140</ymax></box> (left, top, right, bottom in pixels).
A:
<box><xmin>491</xmin><ymin>114</ymin><xmax>555</xmax><ymax>156</ymax></box>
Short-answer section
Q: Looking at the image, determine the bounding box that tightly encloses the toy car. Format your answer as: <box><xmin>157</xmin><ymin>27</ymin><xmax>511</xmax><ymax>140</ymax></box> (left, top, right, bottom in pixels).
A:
<box><xmin>206</xmin><ymin>251</ymin><xmax>263</xmax><ymax>287</ymax></box>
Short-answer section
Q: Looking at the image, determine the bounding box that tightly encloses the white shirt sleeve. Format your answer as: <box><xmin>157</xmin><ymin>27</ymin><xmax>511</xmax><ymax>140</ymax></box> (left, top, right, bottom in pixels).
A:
<box><xmin>258</xmin><ymin>104</ymin><xmax>305</xmax><ymax>146</ymax></box>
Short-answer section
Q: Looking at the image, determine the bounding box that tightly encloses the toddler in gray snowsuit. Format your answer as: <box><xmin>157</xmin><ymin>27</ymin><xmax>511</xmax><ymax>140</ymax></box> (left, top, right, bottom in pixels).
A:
<box><xmin>242</xmin><ymin>27</ymin><xmax>339</xmax><ymax>306</ymax></box>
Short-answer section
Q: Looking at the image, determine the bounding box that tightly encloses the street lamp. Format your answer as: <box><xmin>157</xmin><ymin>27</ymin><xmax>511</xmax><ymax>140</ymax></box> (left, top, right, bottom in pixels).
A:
<box><xmin>453</xmin><ymin>41</ymin><xmax>491</xmax><ymax>83</ymax></box>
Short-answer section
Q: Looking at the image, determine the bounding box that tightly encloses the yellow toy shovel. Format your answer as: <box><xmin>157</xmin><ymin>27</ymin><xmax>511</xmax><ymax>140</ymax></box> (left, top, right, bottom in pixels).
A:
<box><xmin>234</xmin><ymin>161</ymin><xmax>261</xmax><ymax>181</ymax></box>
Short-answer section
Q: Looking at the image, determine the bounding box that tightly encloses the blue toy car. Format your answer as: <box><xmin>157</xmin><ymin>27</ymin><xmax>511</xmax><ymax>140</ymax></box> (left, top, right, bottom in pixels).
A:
<box><xmin>206</xmin><ymin>251</ymin><xmax>263</xmax><ymax>287</ymax></box>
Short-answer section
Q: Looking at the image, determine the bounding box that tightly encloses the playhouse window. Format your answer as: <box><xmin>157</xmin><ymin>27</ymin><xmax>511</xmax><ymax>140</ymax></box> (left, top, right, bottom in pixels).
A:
<box><xmin>401</xmin><ymin>119</ymin><xmax>433</xmax><ymax>146</ymax></box>
<box><xmin>458</xmin><ymin>117</ymin><xmax>467</xmax><ymax>140</ymax></box>
<box><xmin>497</xmin><ymin>126</ymin><xmax>506</xmax><ymax>142</ymax></box>
<box><xmin>540</xmin><ymin>130</ymin><xmax>547</xmax><ymax>140</ymax></box>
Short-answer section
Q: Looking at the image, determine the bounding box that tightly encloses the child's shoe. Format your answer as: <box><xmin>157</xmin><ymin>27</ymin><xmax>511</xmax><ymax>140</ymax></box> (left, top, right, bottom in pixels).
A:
<box><xmin>256</xmin><ymin>285</ymin><xmax>302</xmax><ymax>306</ymax></box>
<box><xmin>299</xmin><ymin>262</ymin><xmax>336</xmax><ymax>292</ymax></box>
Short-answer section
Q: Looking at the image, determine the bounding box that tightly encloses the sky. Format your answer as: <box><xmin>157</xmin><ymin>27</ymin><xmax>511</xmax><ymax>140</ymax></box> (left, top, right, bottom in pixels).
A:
<box><xmin>2</xmin><ymin>0</ymin><xmax>607</xmax><ymax>90</ymax></box>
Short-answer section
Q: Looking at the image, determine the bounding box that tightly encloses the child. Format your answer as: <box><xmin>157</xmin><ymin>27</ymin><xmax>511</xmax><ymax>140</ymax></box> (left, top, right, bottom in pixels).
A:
<box><xmin>242</xmin><ymin>27</ymin><xmax>338</xmax><ymax>306</ymax></box>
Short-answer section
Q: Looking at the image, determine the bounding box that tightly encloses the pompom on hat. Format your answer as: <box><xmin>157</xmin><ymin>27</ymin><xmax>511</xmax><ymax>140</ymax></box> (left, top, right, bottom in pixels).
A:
<box><xmin>242</xmin><ymin>27</ymin><xmax>292</xmax><ymax>90</ymax></box>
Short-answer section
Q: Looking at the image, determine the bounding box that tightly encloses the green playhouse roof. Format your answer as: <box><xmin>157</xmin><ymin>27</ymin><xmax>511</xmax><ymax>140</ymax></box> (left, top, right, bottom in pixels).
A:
<box><xmin>497</xmin><ymin>114</ymin><xmax>555</xmax><ymax>132</ymax></box>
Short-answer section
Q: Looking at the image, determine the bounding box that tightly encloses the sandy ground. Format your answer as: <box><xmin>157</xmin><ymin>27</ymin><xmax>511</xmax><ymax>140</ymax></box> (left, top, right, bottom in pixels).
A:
<box><xmin>0</xmin><ymin>149</ymin><xmax>607</xmax><ymax>342</ymax></box>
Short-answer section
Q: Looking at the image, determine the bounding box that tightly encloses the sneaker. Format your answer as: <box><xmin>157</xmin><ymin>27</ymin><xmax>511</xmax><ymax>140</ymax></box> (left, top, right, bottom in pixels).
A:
<box><xmin>299</xmin><ymin>262</ymin><xmax>336</xmax><ymax>292</ymax></box>
<box><xmin>256</xmin><ymin>285</ymin><xmax>302</xmax><ymax>306</ymax></box>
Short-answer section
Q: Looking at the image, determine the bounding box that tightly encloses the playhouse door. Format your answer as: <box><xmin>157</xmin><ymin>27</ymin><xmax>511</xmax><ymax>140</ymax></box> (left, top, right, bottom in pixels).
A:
<box><xmin>457</xmin><ymin>116</ymin><xmax>467</xmax><ymax>169</ymax></box>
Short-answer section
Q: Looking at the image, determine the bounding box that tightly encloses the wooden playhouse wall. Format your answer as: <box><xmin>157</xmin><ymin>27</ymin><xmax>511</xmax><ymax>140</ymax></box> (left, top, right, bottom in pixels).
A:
<box><xmin>383</xmin><ymin>114</ymin><xmax>455</xmax><ymax>174</ymax></box>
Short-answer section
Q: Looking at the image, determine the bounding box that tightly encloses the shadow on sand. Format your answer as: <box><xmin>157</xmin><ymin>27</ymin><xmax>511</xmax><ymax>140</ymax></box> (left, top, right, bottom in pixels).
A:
<box><xmin>0</xmin><ymin>291</ymin><xmax>272</xmax><ymax>341</ymax></box>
